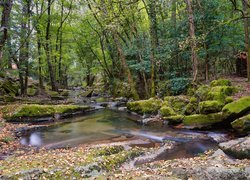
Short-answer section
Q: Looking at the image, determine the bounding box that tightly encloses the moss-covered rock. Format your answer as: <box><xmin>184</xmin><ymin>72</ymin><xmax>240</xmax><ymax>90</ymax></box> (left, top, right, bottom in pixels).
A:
<box><xmin>231</xmin><ymin>114</ymin><xmax>250</xmax><ymax>133</ymax></box>
<box><xmin>160</xmin><ymin>106</ymin><xmax>176</xmax><ymax>117</ymax></box>
<box><xmin>183</xmin><ymin>113</ymin><xmax>223</xmax><ymax>129</ymax></box>
<box><xmin>163</xmin><ymin>96</ymin><xmax>189</xmax><ymax>114</ymax></box>
<box><xmin>127</xmin><ymin>98</ymin><xmax>162</xmax><ymax>114</ymax></box>
<box><xmin>225</xmin><ymin>96</ymin><xmax>234</xmax><ymax>104</ymax></box>
<box><xmin>199</xmin><ymin>100</ymin><xmax>223</xmax><ymax>114</ymax></box>
<box><xmin>184</xmin><ymin>97</ymin><xmax>198</xmax><ymax>115</ymax></box>
<box><xmin>1</xmin><ymin>104</ymin><xmax>90</xmax><ymax>121</ymax></box>
<box><xmin>222</xmin><ymin>96</ymin><xmax>250</xmax><ymax>121</ymax></box>
<box><xmin>27</xmin><ymin>87</ymin><xmax>37</xmax><ymax>97</ymax></box>
<box><xmin>210</xmin><ymin>79</ymin><xmax>231</xmax><ymax>87</ymax></box>
<box><xmin>210</xmin><ymin>86</ymin><xmax>235</xmax><ymax>97</ymax></box>
<box><xmin>163</xmin><ymin>115</ymin><xmax>184</xmax><ymax>124</ymax></box>
<box><xmin>195</xmin><ymin>85</ymin><xmax>210</xmax><ymax>101</ymax></box>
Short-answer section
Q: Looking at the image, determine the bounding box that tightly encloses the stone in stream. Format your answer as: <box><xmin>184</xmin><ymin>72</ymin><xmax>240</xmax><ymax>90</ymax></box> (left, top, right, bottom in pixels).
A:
<box><xmin>219</xmin><ymin>136</ymin><xmax>250</xmax><ymax>159</ymax></box>
<box><xmin>231</xmin><ymin>114</ymin><xmax>250</xmax><ymax>133</ymax></box>
<box><xmin>183</xmin><ymin>113</ymin><xmax>224</xmax><ymax>129</ymax></box>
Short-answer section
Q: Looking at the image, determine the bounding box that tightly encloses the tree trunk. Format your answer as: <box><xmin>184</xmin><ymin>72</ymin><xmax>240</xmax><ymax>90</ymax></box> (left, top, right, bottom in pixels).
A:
<box><xmin>185</xmin><ymin>0</ymin><xmax>198</xmax><ymax>82</ymax></box>
<box><xmin>0</xmin><ymin>0</ymin><xmax>13</xmax><ymax>64</ymax></box>
<box><xmin>148</xmin><ymin>0</ymin><xmax>158</xmax><ymax>97</ymax></box>
<box><xmin>45</xmin><ymin>0</ymin><xmax>58</xmax><ymax>91</ymax></box>
<box><xmin>242</xmin><ymin>0</ymin><xmax>250</xmax><ymax>81</ymax></box>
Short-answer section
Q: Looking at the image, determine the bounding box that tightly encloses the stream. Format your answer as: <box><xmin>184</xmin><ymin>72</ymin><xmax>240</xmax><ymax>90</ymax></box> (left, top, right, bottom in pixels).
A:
<box><xmin>20</xmin><ymin>109</ymin><xmax>231</xmax><ymax>160</ymax></box>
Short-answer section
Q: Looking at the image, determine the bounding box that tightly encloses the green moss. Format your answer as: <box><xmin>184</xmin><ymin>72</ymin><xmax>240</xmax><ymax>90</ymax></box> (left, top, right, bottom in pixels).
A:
<box><xmin>199</xmin><ymin>100</ymin><xmax>223</xmax><ymax>114</ymax></box>
<box><xmin>47</xmin><ymin>91</ymin><xmax>60</xmax><ymax>97</ymax></box>
<box><xmin>195</xmin><ymin>85</ymin><xmax>210</xmax><ymax>101</ymax></box>
<box><xmin>225</xmin><ymin>97</ymin><xmax>234</xmax><ymax>104</ymax></box>
<box><xmin>160</xmin><ymin>106</ymin><xmax>176</xmax><ymax>117</ymax></box>
<box><xmin>127</xmin><ymin>98</ymin><xmax>162</xmax><ymax>114</ymax></box>
<box><xmin>222</xmin><ymin>96</ymin><xmax>250</xmax><ymax>120</ymax></box>
<box><xmin>183</xmin><ymin>113</ymin><xmax>223</xmax><ymax>128</ymax></box>
<box><xmin>184</xmin><ymin>97</ymin><xmax>198</xmax><ymax>115</ymax></box>
<box><xmin>95</xmin><ymin>97</ymin><xmax>106</xmax><ymax>103</ymax></box>
<box><xmin>27</xmin><ymin>87</ymin><xmax>37</xmax><ymax>96</ymax></box>
<box><xmin>207</xmin><ymin>92</ymin><xmax>226</xmax><ymax>102</ymax></box>
<box><xmin>1</xmin><ymin>104</ymin><xmax>90</xmax><ymax>121</ymax></box>
<box><xmin>210</xmin><ymin>86</ymin><xmax>235</xmax><ymax>96</ymax></box>
<box><xmin>60</xmin><ymin>90</ymin><xmax>69</xmax><ymax>97</ymax></box>
<box><xmin>190</xmin><ymin>97</ymin><xmax>198</xmax><ymax>104</ymax></box>
<box><xmin>99</xmin><ymin>148</ymin><xmax>144</xmax><ymax>171</ymax></box>
<box><xmin>210</xmin><ymin>79</ymin><xmax>231</xmax><ymax>87</ymax></box>
<box><xmin>163</xmin><ymin>115</ymin><xmax>184</xmax><ymax>124</ymax></box>
<box><xmin>231</xmin><ymin>114</ymin><xmax>250</xmax><ymax>133</ymax></box>
<box><xmin>163</xmin><ymin>96</ymin><xmax>189</xmax><ymax>114</ymax></box>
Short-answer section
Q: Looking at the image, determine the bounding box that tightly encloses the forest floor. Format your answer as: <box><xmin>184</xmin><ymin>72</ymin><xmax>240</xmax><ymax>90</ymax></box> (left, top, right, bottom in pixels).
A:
<box><xmin>225</xmin><ymin>76</ymin><xmax>250</xmax><ymax>99</ymax></box>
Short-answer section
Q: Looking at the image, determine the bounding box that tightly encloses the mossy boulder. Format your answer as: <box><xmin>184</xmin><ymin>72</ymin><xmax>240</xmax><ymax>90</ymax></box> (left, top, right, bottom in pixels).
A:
<box><xmin>184</xmin><ymin>97</ymin><xmax>198</xmax><ymax>115</ymax></box>
<box><xmin>47</xmin><ymin>91</ymin><xmax>65</xmax><ymax>100</ymax></box>
<box><xmin>160</xmin><ymin>106</ymin><xmax>176</xmax><ymax>117</ymax></box>
<box><xmin>222</xmin><ymin>96</ymin><xmax>250</xmax><ymax>121</ymax></box>
<box><xmin>163</xmin><ymin>115</ymin><xmax>184</xmax><ymax>124</ymax></box>
<box><xmin>194</xmin><ymin>85</ymin><xmax>210</xmax><ymax>101</ymax></box>
<box><xmin>231</xmin><ymin>114</ymin><xmax>250</xmax><ymax>133</ymax></box>
<box><xmin>1</xmin><ymin>104</ymin><xmax>90</xmax><ymax>121</ymax></box>
<box><xmin>183</xmin><ymin>113</ymin><xmax>223</xmax><ymax>129</ymax></box>
<box><xmin>210</xmin><ymin>79</ymin><xmax>231</xmax><ymax>87</ymax></box>
<box><xmin>163</xmin><ymin>96</ymin><xmax>189</xmax><ymax>114</ymax></box>
<box><xmin>199</xmin><ymin>100</ymin><xmax>223</xmax><ymax>114</ymax></box>
<box><xmin>127</xmin><ymin>98</ymin><xmax>162</xmax><ymax>114</ymax></box>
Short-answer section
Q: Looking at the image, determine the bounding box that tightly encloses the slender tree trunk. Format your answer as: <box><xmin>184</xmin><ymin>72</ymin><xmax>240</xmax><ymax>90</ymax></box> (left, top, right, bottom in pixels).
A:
<box><xmin>242</xmin><ymin>0</ymin><xmax>250</xmax><ymax>81</ymax></box>
<box><xmin>35</xmin><ymin>1</ymin><xmax>44</xmax><ymax>93</ymax></box>
<box><xmin>185</xmin><ymin>0</ymin><xmax>198</xmax><ymax>82</ymax></box>
<box><xmin>19</xmin><ymin>0</ymin><xmax>31</xmax><ymax>96</ymax></box>
<box><xmin>45</xmin><ymin>0</ymin><xmax>58</xmax><ymax>91</ymax></box>
<box><xmin>148</xmin><ymin>0</ymin><xmax>158</xmax><ymax>97</ymax></box>
<box><xmin>0</xmin><ymin>0</ymin><xmax>13</xmax><ymax>64</ymax></box>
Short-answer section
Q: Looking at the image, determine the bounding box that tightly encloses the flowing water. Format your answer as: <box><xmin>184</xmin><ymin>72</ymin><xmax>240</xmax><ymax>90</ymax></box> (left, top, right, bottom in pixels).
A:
<box><xmin>20</xmin><ymin>109</ymin><xmax>230</xmax><ymax>159</ymax></box>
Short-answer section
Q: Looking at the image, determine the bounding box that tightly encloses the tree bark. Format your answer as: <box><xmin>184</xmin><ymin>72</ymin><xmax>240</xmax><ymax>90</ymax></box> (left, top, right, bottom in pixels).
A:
<box><xmin>242</xmin><ymin>0</ymin><xmax>250</xmax><ymax>81</ymax></box>
<box><xmin>148</xmin><ymin>0</ymin><xmax>158</xmax><ymax>97</ymax></box>
<box><xmin>44</xmin><ymin>0</ymin><xmax>58</xmax><ymax>91</ymax></box>
<box><xmin>0</xmin><ymin>0</ymin><xmax>13</xmax><ymax>64</ymax></box>
<box><xmin>185</xmin><ymin>0</ymin><xmax>198</xmax><ymax>82</ymax></box>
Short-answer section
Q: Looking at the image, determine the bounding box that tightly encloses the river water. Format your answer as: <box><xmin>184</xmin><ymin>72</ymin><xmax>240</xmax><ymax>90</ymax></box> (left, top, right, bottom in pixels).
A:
<box><xmin>20</xmin><ymin>109</ymin><xmax>230</xmax><ymax>159</ymax></box>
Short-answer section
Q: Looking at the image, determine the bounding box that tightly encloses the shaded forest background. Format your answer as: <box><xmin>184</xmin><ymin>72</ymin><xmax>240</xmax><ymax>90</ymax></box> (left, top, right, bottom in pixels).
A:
<box><xmin>0</xmin><ymin>0</ymin><xmax>249</xmax><ymax>99</ymax></box>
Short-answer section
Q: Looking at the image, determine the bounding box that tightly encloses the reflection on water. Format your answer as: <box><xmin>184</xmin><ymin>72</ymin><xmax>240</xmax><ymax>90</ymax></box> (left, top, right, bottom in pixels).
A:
<box><xmin>21</xmin><ymin>132</ymin><xmax>42</xmax><ymax>146</ymax></box>
<box><xmin>20</xmin><ymin>109</ymin><xmax>225</xmax><ymax>158</ymax></box>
